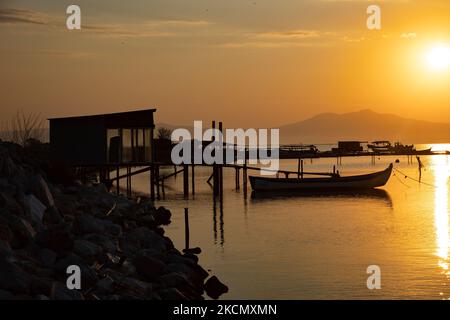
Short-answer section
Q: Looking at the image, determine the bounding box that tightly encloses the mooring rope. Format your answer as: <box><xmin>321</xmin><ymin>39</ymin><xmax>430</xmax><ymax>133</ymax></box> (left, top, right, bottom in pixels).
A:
<box><xmin>393</xmin><ymin>167</ymin><xmax>436</xmax><ymax>188</ymax></box>
<box><xmin>392</xmin><ymin>171</ymin><xmax>411</xmax><ymax>188</ymax></box>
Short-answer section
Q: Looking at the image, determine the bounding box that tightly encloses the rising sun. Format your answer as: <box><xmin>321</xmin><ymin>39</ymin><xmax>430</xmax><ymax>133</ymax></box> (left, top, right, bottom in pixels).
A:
<box><xmin>426</xmin><ymin>43</ymin><xmax>450</xmax><ymax>71</ymax></box>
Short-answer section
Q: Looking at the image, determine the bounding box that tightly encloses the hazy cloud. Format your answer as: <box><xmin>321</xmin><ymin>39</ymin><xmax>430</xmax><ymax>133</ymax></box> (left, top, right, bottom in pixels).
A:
<box><xmin>257</xmin><ymin>30</ymin><xmax>320</xmax><ymax>40</ymax></box>
<box><xmin>0</xmin><ymin>7</ymin><xmax>211</xmax><ymax>38</ymax></box>
<box><xmin>219</xmin><ymin>29</ymin><xmax>335</xmax><ymax>48</ymax></box>
<box><xmin>0</xmin><ymin>8</ymin><xmax>48</xmax><ymax>25</ymax></box>
<box><xmin>83</xmin><ymin>19</ymin><xmax>211</xmax><ymax>38</ymax></box>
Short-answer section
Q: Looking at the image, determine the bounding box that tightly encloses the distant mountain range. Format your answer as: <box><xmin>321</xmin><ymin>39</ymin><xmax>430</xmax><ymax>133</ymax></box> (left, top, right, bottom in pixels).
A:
<box><xmin>278</xmin><ymin>109</ymin><xmax>450</xmax><ymax>144</ymax></box>
<box><xmin>157</xmin><ymin>110</ymin><xmax>450</xmax><ymax>144</ymax></box>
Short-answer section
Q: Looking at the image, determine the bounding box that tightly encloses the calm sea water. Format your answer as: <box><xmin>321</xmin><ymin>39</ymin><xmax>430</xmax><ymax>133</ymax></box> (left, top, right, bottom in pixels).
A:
<box><xmin>128</xmin><ymin>144</ymin><xmax>450</xmax><ymax>299</ymax></box>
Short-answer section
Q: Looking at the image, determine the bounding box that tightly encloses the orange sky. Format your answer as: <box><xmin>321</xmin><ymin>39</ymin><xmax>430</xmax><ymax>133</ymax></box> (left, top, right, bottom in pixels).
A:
<box><xmin>0</xmin><ymin>0</ymin><xmax>449</xmax><ymax>127</ymax></box>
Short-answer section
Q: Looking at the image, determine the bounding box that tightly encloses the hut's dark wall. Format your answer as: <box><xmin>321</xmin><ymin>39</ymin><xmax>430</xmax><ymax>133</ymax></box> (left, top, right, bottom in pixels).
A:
<box><xmin>50</xmin><ymin>118</ymin><xmax>106</xmax><ymax>166</ymax></box>
<box><xmin>49</xmin><ymin>109</ymin><xmax>156</xmax><ymax>166</ymax></box>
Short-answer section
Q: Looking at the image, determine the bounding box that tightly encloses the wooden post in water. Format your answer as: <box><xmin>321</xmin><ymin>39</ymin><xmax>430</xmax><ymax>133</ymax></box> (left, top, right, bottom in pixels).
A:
<box><xmin>297</xmin><ymin>159</ymin><xmax>301</xmax><ymax>178</ymax></box>
<box><xmin>183</xmin><ymin>164</ymin><xmax>189</xmax><ymax>198</ymax></box>
<box><xmin>211</xmin><ymin>121</ymin><xmax>219</xmax><ymax>197</ymax></box>
<box><xmin>191</xmin><ymin>165</ymin><xmax>195</xmax><ymax>195</ymax></box>
<box><xmin>243</xmin><ymin>149</ymin><xmax>248</xmax><ymax>191</ymax></box>
<box><xmin>301</xmin><ymin>160</ymin><xmax>304</xmax><ymax>179</ymax></box>
<box><xmin>126</xmin><ymin>166</ymin><xmax>131</xmax><ymax>197</ymax></box>
<box><xmin>219</xmin><ymin>122</ymin><xmax>224</xmax><ymax>198</ymax></box>
<box><xmin>184</xmin><ymin>208</ymin><xmax>190</xmax><ymax>250</ymax></box>
<box><xmin>235</xmin><ymin>167</ymin><xmax>240</xmax><ymax>190</ymax></box>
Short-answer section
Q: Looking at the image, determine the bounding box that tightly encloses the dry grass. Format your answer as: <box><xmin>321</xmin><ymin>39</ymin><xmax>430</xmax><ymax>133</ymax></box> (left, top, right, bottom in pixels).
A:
<box><xmin>1</xmin><ymin>110</ymin><xmax>46</xmax><ymax>145</ymax></box>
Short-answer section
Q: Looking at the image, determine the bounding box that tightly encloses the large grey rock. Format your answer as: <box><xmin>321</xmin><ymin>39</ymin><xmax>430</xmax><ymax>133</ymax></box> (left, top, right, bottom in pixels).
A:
<box><xmin>73</xmin><ymin>239</ymin><xmax>102</xmax><ymax>258</ymax></box>
<box><xmin>36</xmin><ymin>225</ymin><xmax>73</xmax><ymax>254</ymax></box>
<box><xmin>158</xmin><ymin>288</ymin><xmax>188</xmax><ymax>300</ymax></box>
<box><xmin>0</xmin><ymin>192</ymin><xmax>24</xmax><ymax>216</ymax></box>
<box><xmin>8</xmin><ymin>217</ymin><xmax>36</xmax><ymax>248</ymax></box>
<box><xmin>115</xmin><ymin>277</ymin><xmax>152</xmax><ymax>297</ymax></box>
<box><xmin>0</xmin><ymin>223</ymin><xmax>13</xmax><ymax>249</ymax></box>
<box><xmin>30</xmin><ymin>175</ymin><xmax>55</xmax><ymax>208</ymax></box>
<box><xmin>95</xmin><ymin>276</ymin><xmax>114</xmax><ymax>294</ymax></box>
<box><xmin>50</xmin><ymin>282</ymin><xmax>84</xmax><ymax>300</ymax></box>
<box><xmin>0</xmin><ymin>289</ymin><xmax>15</xmax><ymax>300</ymax></box>
<box><xmin>84</xmin><ymin>234</ymin><xmax>117</xmax><ymax>254</ymax></box>
<box><xmin>123</xmin><ymin>227</ymin><xmax>167</xmax><ymax>253</ymax></box>
<box><xmin>0</xmin><ymin>258</ymin><xmax>32</xmax><ymax>294</ymax></box>
<box><xmin>73</xmin><ymin>214</ymin><xmax>122</xmax><ymax>237</ymax></box>
<box><xmin>43</xmin><ymin>206</ymin><xmax>63</xmax><ymax>225</ymax></box>
<box><xmin>24</xmin><ymin>194</ymin><xmax>46</xmax><ymax>230</ymax></box>
<box><xmin>159</xmin><ymin>272</ymin><xmax>192</xmax><ymax>289</ymax></box>
<box><xmin>37</xmin><ymin>248</ymin><xmax>57</xmax><ymax>268</ymax></box>
<box><xmin>133</xmin><ymin>255</ymin><xmax>166</xmax><ymax>281</ymax></box>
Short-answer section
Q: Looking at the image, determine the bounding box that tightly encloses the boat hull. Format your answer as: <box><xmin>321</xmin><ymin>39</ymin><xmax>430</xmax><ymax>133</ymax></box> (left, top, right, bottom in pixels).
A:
<box><xmin>249</xmin><ymin>164</ymin><xmax>393</xmax><ymax>191</ymax></box>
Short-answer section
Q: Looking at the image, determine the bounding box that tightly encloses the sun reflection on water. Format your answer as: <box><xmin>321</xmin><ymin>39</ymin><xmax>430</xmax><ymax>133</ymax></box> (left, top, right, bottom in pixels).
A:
<box><xmin>433</xmin><ymin>154</ymin><xmax>450</xmax><ymax>297</ymax></box>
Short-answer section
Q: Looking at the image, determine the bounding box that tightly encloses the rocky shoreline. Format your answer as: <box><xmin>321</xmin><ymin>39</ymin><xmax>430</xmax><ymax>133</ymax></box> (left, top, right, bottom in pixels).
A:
<box><xmin>0</xmin><ymin>141</ymin><xmax>228</xmax><ymax>300</ymax></box>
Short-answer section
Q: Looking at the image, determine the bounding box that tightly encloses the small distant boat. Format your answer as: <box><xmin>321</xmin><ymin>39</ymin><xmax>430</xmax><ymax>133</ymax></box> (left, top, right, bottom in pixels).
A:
<box><xmin>389</xmin><ymin>142</ymin><xmax>415</xmax><ymax>154</ymax></box>
<box><xmin>415</xmin><ymin>148</ymin><xmax>432</xmax><ymax>155</ymax></box>
<box><xmin>368</xmin><ymin>141</ymin><xmax>391</xmax><ymax>153</ymax></box>
<box><xmin>249</xmin><ymin>164</ymin><xmax>393</xmax><ymax>192</ymax></box>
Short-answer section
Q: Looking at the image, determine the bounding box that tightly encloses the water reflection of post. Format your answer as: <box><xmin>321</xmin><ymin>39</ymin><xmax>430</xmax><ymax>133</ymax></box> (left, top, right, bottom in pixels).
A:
<box><xmin>219</xmin><ymin>194</ymin><xmax>224</xmax><ymax>246</ymax></box>
<box><xmin>212</xmin><ymin>195</ymin><xmax>217</xmax><ymax>244</ymax></box>
<box><xmin>212</xmin><ymin>191</ymin><xmax>225</xmax><ymax>246</ymax></box>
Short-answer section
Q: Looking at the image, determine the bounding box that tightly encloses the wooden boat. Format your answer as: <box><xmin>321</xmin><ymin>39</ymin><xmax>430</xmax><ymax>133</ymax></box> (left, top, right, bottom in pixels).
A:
<box><xmin>368</xmin><ymin>141</ymin><xmax>391</xmax><ymax>153</ymax></box>
<box><xmin>389</xmin><ymin>142</ymin><xmax>415</xmax><ymax>154</ymax></box>
<box><xmin>249</xmin><ymin>164</ymin><xmax>393</xmax><ymax>191</ymax></box>
<box><xmin>415</xmin><ymin>148</ymin><xmax>432</xmax><ymax>155</ymax></box>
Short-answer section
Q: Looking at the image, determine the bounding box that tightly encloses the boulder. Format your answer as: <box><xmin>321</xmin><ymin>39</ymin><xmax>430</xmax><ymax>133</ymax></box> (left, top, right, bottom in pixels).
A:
<box><xmin>154</xmin><ymin>207</ymin><xmax>171</xmax><ymax>225</ymax></box>
<box><xmin>133</xmin><ymin>255</ymin><xmax>166</xmax><ymax>280</ymax></box>
<box><xmin>9</xmin><ymin>217</ymin><xmax>36</xmax><ymax>248</ymax></box>
<box><xmin>204</xmin><ymin>276</ymin><xmax>228</xmax><ymax>300</ymax></box>
<box><xmin>0</xmin><ymin>223</ymin><xmax>13</xmax><ymax>246</ymax></box>
<box><xmin>95</xmin><ymin>276</ymin><xmax>115</xmax><ymax>295</ymax></box>
<box><xmin>115</xmin><ymin>277</ymin><xmax>152</xmax><ymax>297</ymax></box>
<box><xmin>124</xmin><ymin>227</ymin><xmax>167</xmax><ymax>253</ymax></box>
<box><xmin>182</xmin><ymin>247</ymin><xmax>202</xmax><ymax>255</ymax></box>
<box><xmin>159</xmin><ymin>272</ymin><xmax>192</xmax><ymax>289</ymax></box>
<box><xmin>37</xmin><ymin>248</ymin><xmax>57</xmax><ymax>268</ymax></box>
<box><xmin>30</xmin><ymin>175</ymin><xmax>55</xmax><ymax>208</ymax></box>
<box><xmin>73</xmin><ymin>214</ymin><xmax>122</xmax><ymax>237</ymax></box>
<box><xmin>158</xmin><ymin>288</ymin><xmax>188</xmax><ymax>300</ymax></box>
<box><xmin>0</xmin><ymin>289</ymin><xmax>15</xmax><ymax>300</ymax></box>
<box><xmin>43</xmin><ymin>206</ymin><xmax>63</xmax><ymax>225</ymax></box>
<box><xmin>73</xmin><ymin>239</ymin><xmax>102</xmax><ymax>260</ymax></box>
<box><xmin>24</xmin><ymin>194</ymin><xmax>46</xmax><ymax>230</ymax></box>
<box><xmin>50</xmin><ymin>282</ymin><xmax>84</xmax><ymax>300</ymax></box>
<box><xmin>36</xmin><ymin>225</ymin><xmax>73</xmax><ymax>254</ymax></box>
<box><xmin>0</xmin><ymin>258</ymin><xmax>32</xmax><ymax>294</ymax></box>
<box><xmin>0</xmin><ymin>192</ymin><xmax>24</xmax><ymax>217</ymax></box>
<box><xmin>84</xmin><ymin>234</ymin><xmax>117</xmax><ymax>254</ymax></box>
